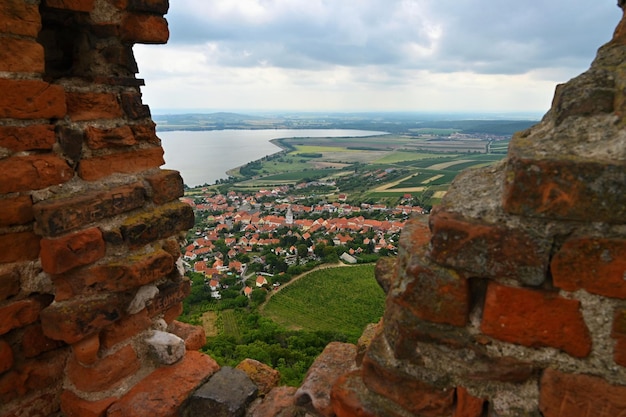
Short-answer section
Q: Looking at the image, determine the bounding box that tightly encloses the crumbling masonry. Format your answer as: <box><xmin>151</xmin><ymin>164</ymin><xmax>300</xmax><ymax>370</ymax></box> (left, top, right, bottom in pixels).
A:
<box><xmin>0</xmin><ymin>1</ymin><xmax>625</xmax><ymax>416</ymax></box>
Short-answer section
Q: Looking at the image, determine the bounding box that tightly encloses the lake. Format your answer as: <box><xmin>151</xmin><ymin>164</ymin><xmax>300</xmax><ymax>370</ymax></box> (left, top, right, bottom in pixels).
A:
<box><xmin>159</xmin><ymin>129</ymin><xmax>386</xmax><ymax>187</ymax></box>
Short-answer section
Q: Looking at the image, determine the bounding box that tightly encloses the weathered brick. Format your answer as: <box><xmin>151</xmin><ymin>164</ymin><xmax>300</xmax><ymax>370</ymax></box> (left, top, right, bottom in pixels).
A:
<box><xmin>0</xmin><ymin>124</ymin><xmax>56</xmax><ymax>152</ymax></box>
<box><xmin>0</xmin><ymin>231</ymin><xmax>40</xmax><ymax>264</ymax></box>
<box><xmin>56</xmin><ymin>126</ymin><xmax>84</xmax><ymax>162</ymax></box>
<box><xmin>146</xmin><ymin>169</ymin><xmax>184</xmax><ymax>204</ymax></box>
<box><xmin>539</xmin><ymin>368</ymin><xmax>626</xmax><ymax>416</ymax></box>
<box><xmin>121</xmin><ymin>92</ymin><xmax>151</xmax><ymax>120</ymax></box>
<box><xmin>0</xmin><ymin>265</ymin><xmax>20</xmax><ymax>301</ymax></box>
<box><xmin>2</xmin><ymin>393</ymin><xmax>61</xmax><ymax>417</ymax></box>
<box><xmin>40</xmin><ymin>293</ymin><xmax>129</xmax><ymax>344</ymax></box>
<box><xmin>78</xmin><ymin>147</ymin><xmax>164</xmax><ymax>181</ymax></box>
<box><xmin>0</xmin><ymin>154</ymin><xmax>73</xmax><ymax>194</ymax></box>
<box><xmin>40</xmin><ymin>227</ymin><xmax>106</xmax><ymax>275</ymax></box>
<box><xmin>454</xmin><ymin>387</ymin><xmax>485</xmax><ymax>417</ymax></box>
<box><xmin>53</xmin><ymin>249</ymin><xmax>174</xmax><ymax>300</ymax></box>
<box><xmin>72</xmin><ymin>333</ymin><xmax>100</xmax><ymax>365</ymax></box>
<box><xmin>21</xmin><ymin>324</ymin><xmax>65</xmax><ymax>358</ymax></box>
<box><xmin>0</xmin><ymin>1</ymin><xmax>41</xmax><ymax>37</ymax></box>
<box><xmin>0</xmin><ymin>349</ymin><xmax>68</xmax><ymax>403</ymax></box>
<box><xmin>146</xmin><ymin>280</ymin><xmax>190</xmax><ymax>317</ymax></box>
<box><xmin>162</xmin><ymin>301</ymin><xmax>183</xmax><ymax>324</ymax></box>
<box><xmin>168</xmin><ymin>320</ymin><xmax>206</xmax><ymax>351</ymax></box>
<box><xmin>120</xmin><ymin>201</ymin><xmax>194</xmax><ymax>248</ymax></box>
<box><xmin>34</xmin><ymin>183</ymin><xmax>146</xmax><ymax>237</ymax></box>
<box><xmin>131</xmin><ymin>121</ymin><xmax>159</xmax><ymax>143</ymax></box>
<box><xmin>612</xmin><ymin>308</ymin><xmax>626</xmax><ymax>367</ymax></box>
<box><xmin>100</xmin><ymin>308</ymin><xmax>151</xmax><ymax>349</ymax></box>
<box><xmin>552</xmin><ymin>237</ymin><xmax>626</xmax><ymax>299</ymax></box>
<box><xmin>116</xmin><ymin>0</ymin><xmax>169</xmax><ymax>14</ymax></box>
<box><xmin>120</xmin><ymin>13</ymin><xmax>169</xmax><ymax>44</ymax></box>
<box><xmin>43</xmin><ymin>0</ymin><xmax>95</xmax><ymax>12</ymax></box>
<box><xmin>65</xmin><ymin>92</ymin><xmax>122</xmax><ymax>121</ymax></box>
<box><xmin>0</xmin><ymin>339</ymin><xmax>13</xmax><ymax>374</ymax></box>
<box><xmin>392</xmin><ymin>256</ymin><xmax>469</xmax><ymax>327</ymax></box>
<box><xmin>66</xmin><ymin>344</ymin><xmax>140</xmax><ymax>392</ymax></box>
<box><xmin>428</xmin><ymin>208</ymin><xmax>550</xmax><ymax>286</ymax></box>
<box><xmin>0</xmin><ymin>37</ymin><xmax>44</xmax><ymax>73</ymax></box>
<box><xmin>0</xmin><ymin>195</ymin><xmax>33</xmax><ymax>227</ymax></box>
<box><xmin>0</xmin><ymin>79</ymin><xmax>66</xmax><ymax>119</ymax></box>
<box><xmin>503</xmin><ymin>156</ymin><xmax>626</xmax><ymax>224</ymax></box>
<box><xmin>60</xmin><ymin>390</ymin><xmax>116</xmax><ymax>417</ymax></box>
<box><xmin>85</xmin><ymin>125</ymin><xmax>137</xmax><ymax>149</ymax></box>
<box><xmin>481</xmin><ymin>282</ymin><xmax>592</xmax><ymax>358</ymax></box>
<box><xmin>107</xmin><ymin>351</ymin><xmax>219</xmax><ymax>417</ymax></box>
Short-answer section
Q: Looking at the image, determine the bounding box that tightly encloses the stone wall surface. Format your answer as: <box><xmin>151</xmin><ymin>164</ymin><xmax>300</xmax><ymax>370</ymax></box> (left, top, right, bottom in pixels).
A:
<box><xmin>1</xmin><ymin>0</ymin><xmax>625</xmax><ymax>417</ymax></box>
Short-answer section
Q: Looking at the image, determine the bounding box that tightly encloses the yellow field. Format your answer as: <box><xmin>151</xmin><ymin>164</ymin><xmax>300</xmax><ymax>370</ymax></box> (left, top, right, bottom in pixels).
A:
<box><xmin>293</xmin><ymin>145</ymin><xmax>350</xmax><ymax>153</ymax></box>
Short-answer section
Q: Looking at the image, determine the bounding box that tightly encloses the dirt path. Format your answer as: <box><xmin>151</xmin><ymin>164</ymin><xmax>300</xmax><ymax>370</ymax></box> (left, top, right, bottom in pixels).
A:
<box><xmin>258</xmin><ymin>262</ymin><xmax>349</xmax><ymax>313</ymax></box>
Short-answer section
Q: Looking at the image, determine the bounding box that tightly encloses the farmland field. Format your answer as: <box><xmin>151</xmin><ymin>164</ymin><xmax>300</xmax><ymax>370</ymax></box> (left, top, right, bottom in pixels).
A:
<box><xmin>262</xmin><ymin>264</ymin><xmax>384</xmax><ymax>341</ymax></box>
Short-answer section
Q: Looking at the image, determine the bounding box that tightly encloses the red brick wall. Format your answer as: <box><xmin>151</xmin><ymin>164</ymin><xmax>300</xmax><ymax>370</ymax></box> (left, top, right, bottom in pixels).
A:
<box><xmin>0</xmin><ymin>2</ymin><xmax>214</xmax><ymax>416</ymax></box>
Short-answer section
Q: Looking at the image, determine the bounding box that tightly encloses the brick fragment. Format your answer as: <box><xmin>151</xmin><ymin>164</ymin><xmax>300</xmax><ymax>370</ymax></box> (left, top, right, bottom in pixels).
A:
<box><xmin>43</xmin><ymin>0</ymin><xmax>95</xmax><ymax>12</ymax></box>
<box><xmin>552</xmin><ymin>237</ymin><xmax>626</xmax><ymax>299</ymax></box>
<box><xmin>78</xmin><ymin>147</ymin><xmax>164</xmax><ymax>181</ymax></box>
<box><xmin>40</xmin><ymin>227</ymin><xmax>106</xmax><ymax>275</ymax></box>
<box><xmin>146</xmin><ymin>169</ymin><xmax>184</xmax><ymax>204</ymax></box>
<box><xmin>100</xmin><ymin>308</ymin><xmax>152</xmax><ymax>349</ymax></box>
<box><xmin>0</xmin><ymin>124</ymin><xmax>56</xmax><ymax>152</ymax></box>
<box><xmin>120</xmin><ymin>13</ymin><xmax>169</xmax><ymax>44</ymax></box>
<box><xmin>56</xmin><ymin>126</ymin><xmax>84</xmax><ymax>162</ymax></box>
<box><xmin>0</xmin><ymin>349</ymin><xmax>68</xmax><ymax>403</ymax></box>
<box><xmin>539</xmin><ymin>368</ymin><xmax>626</xmax><ymax>416</ymax></box>
<box><xmin>503</xmin><ymin>156</ymin><xmax>626</xmax><ymax>224</ymax></box>
<box><xmin>66</xmin><ymin>345</ymin><xmax>140</xmax><ymax>392</ymax></box>
<box><xmin>85</xmin><ymin>125</ymin><xmax>137</xmax><ymax>149</ymax></box>
<box><xmin>72</xmin><ymin>333</ymin><xmax>100</xmax><ymax>365</ymax></box>
<box><xmin>107</xmin><ymin>351</ymin><xmax>219</xmax><ymax>417</ymax></box>
<box><xmin>40</xmin><ymin>293</ymin><xmax>129</xmax><ymax>344</ymax></box>
<box><xmin>481</xmin><ymin>282</ymin><xmax>592</xmax><ymax>358</ymax></box>
<box><xmin>21</xmin><ymin>324</ymin><xmax>65</xmax><ymax>358</ymax></box>
<box><xmin>65</xmin><ymin>92</ymin><xmax>122</xmax><ymax>121</ymax></box>
<box><xmin>0</xmin><ymin>38</ymin><xmax>44</xmax><ymax>73</ymax></box>
<box><xmin>168</xmin><ymin>320</ymin><xmax>206</xmax><ymax>351</ymax></box>
<box><xmin>0</xmin><ymin>340</ymin><xmax>13</xmax><ymax>374</ymax></box>
<box><xmin>454</xmin><ymin>387</ymin><xmax>485</xmax><ymax>417</ymax></box>
<box><xmin>0</xmin><ymin>154</ymin><xmax>73</xmax><ymax>194</ymax></box>
<box><xmin>34</xmin><ymin>183</ymin><xmax>146</xmax><ymax>237</ymax></box>
<box><xmin>0</xmin><ymin>195</ymin><xmax>33</xmax><ymax>227</ymax></box>
<box><xmin>0</xmin><ymin>79</ymin><xmax>66</xmax><ymax>119</ymax></box>
<box><xmin>428</xmin><ymin>208</ymin><xmax>549</xmax><ymax>286</ymax></box>
<box><xmin>120</xmin><ymin>201</ymin><xmax>194</xmax><ymax>248</ymax></box>
<box><xmin>0</xmin><ymin>231</ymin><xmax>40</xmax><ymax>264</ymax></box>
<box><xmin>60</xmin><ymin>390</ymin><xmax>116</xmax><ymax>417</ymax></box>
<box><xmin>0</xmin><ymin>265</ymin><xmax>20</xmax><ymax>301</ymax></box>
<box><xmin>0</xmin><ymin>1</ymin><xmax>41</xmax><ymax>37</ymax></box>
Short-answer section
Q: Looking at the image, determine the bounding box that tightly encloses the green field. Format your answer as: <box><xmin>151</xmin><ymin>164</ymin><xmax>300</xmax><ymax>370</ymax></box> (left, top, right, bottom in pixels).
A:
<box><xmin>263</xmin><ymin>265</ymin><xmax>384</xmax><ymax>341</ymax></box>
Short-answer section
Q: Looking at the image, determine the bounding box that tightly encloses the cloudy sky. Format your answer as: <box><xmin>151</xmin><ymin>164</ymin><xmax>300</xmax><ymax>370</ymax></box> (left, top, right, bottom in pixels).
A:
<box><xmin>134</xmin><ymin>0</ymin><xmax>621</xmax><ymax>115</ymax></box>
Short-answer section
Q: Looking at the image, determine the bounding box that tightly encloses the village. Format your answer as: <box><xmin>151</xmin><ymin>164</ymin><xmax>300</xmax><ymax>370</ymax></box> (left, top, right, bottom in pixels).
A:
<box><xmin>180</xmin><ymin>183</ymin><xmax>427</xmax><ymax>302</ymax></box>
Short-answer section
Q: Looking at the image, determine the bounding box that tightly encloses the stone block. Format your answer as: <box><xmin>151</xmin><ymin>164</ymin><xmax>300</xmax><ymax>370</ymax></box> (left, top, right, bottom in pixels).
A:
<box><xmin>429</xmin><ymin>208</ymin><xmax>550</xmax><ymax>286</ymax></box>
<box><xmin>40</xmin><ymin>227</ymin><xmax>106</xmax><ymax>275</ymax></box>
<box><xmin>0</xmin><ymin>265</ymin><xmax>20</xmax><ymax>301</ymax></box>
<box><xmin>60</xmin><ymin>390</ymin><xmax>116</xmax><ymax>417</ymax></box>
<box><xmin>66</xmin><ymin>345</ymin><xmax>140</xmax><ymax>392</ymax></box>
<box><xmin>0</xmin><ymin>231</ymin><xmax>40</xmax><ymax>264</ymax></box>
<box><xmin>236</xmin><ymin>358</ymin><xmax>280</xmax><ymax>397</ymax></box>
<box><xmin>0</xmin><ymin>1</ymin><xmax>41</xmax><ymax>37</ymax></box>
<box><xmin>0</xmin><ymin>340</ymin><xmax>13</xmax><ymax>374</ymax></box>
<box><xmin>181</xmin><ymin>367</ymin><xmax>257</xmax><ymax>417</ymax></box>
<box><xmin>146</xmin><ymin>169</ymin><xmax>185</xmax><ymax>205</ymax></box>
<box><xmin>0</xmin><ymin>297</ymin><xmax>46</xmax><ymax>336</ymax></box>
<box><xmin>120</xmin><ymin>201</ymin><xmax>194</xmax><ymax>248</ymax></box>
<box><xmin>0</xmin><ymin>154</ymin><xmax>73</xmax><ymax>194</ymax></box>
<box><xmin>0</xmin><ymin>79</ymin><xmax>66</xmax><ymax>119</ymax></box>
<box><xmin>481</xmin><ymin>282</ymin><xmax>592</xmax><ymax>358</ymax></box>
<box><xmin>34</xmin><ymin>183</ymin><xmax>146</xmax><ymax>237</ymax></box>
<box><xmin>146</xmin><ymin>330</ymin><xmax>185</xmax><ymax>365</ymax></box>
<box><xmin>65</xmin><ymin>92</ymin><xmax>122</xmax><ymax>121</ymax></box>
<box><xmin>552</xmin><ymin>237</ymin><xmax>626</xmax><ymax>299</ymax></box>
<box><xmin>78</xmin><ymin>147</ymin><xmax>164</xmax><ymax>181</ymax></box>
<box><xmin>168</xmin><ymin>320</ymin><xmax>206</xmax><ymax>351</ymax></box>
<box><xmin>107</xmin><ymin>351</ymin><xmax>219</xmax><ymax>417</ymax></box>
<box><xmin>85</xmin><ymin>125</ymin><xmax>137</xmax><ymax>149</ymax></box>
<box><xmin>0</xmin><ymin>38</ymin><xmax>44</xmax><ymax>73</ymax></box>
<box><xmin>539</xmin><ymin>368</ymin><xmax>626</xmax><ymax>416</ymax></box>
<box><xmin>0</xmin><ymin>195</ymin><xmax>34</xmax><ymax>227</ymax></box>
<box><xmin>295</xmin><ymin>342</ymin><xmax>358</xmax><ymax>417</ymax></box>
<box><xmin>0</xmin><ymin>124</ymin><xmax>56</xmax><ymax>152</ymax></box>
<box><xmin>120</xmin><ymin>13</ymin><xmax>169</xmax><ymax>44</ymax></box>
<box><xmin>40</xmin><ymin>293</ymin><xmax>129</xmax><ymax>344</ymax></box>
